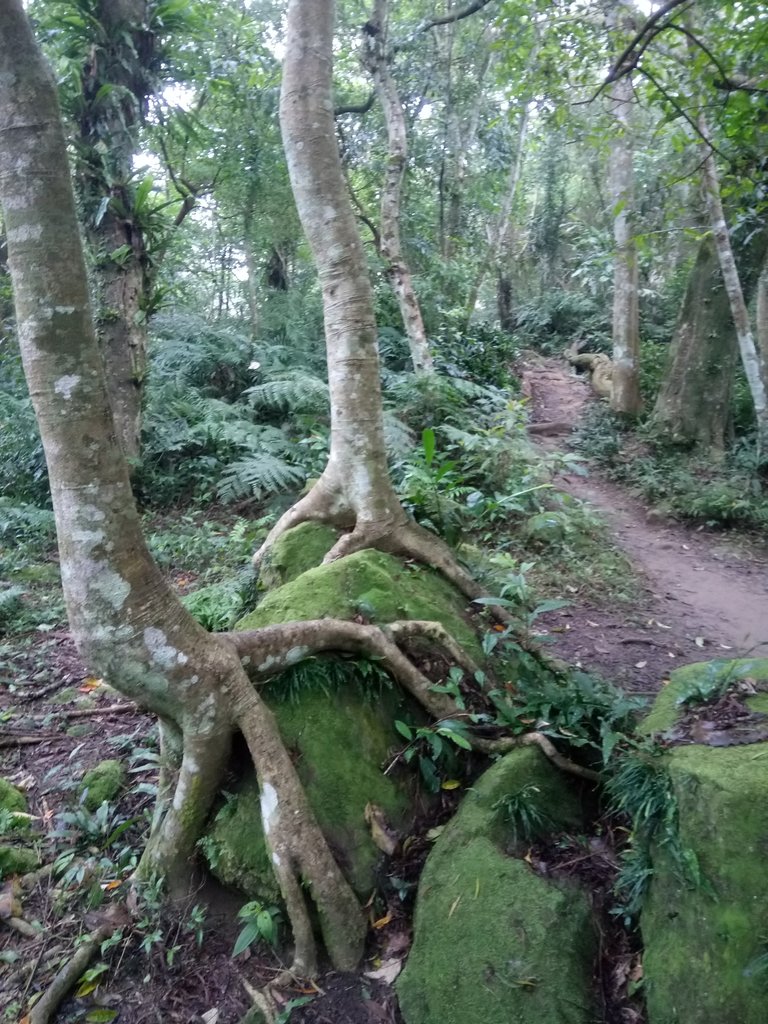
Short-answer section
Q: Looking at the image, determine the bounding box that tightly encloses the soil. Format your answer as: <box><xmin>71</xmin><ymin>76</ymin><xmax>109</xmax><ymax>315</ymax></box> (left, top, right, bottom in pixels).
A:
<box><xmin>4</xmin><ymin>354</ymin><xmax>768</xmax><ymax>1023</ymax></box>
<box><xmin>522</xmin><ymin>352</ymin><xmax>768</xmax><ymax>691</ymax></box>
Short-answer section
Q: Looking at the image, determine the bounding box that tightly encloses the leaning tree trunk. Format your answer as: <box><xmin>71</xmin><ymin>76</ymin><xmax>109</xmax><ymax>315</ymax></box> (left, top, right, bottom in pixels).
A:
<box><xmin>362</xmin><ymin>0</ymin><xmax>433</xmax><ymax>374</ymax></box>
<box><xmin>651</xmin><ymin>235</ymin><xmax>738</xmax><ymax>453</ymax></box>
<box><xmin>699</xmin><ymin>114</ymin><xmax>768</xmax><ymax>452</ymax></box>
<box><xmin>606</xmin><ymin>2</ymin><xmax>642</xmax><ymax>416</ymax></box>
<box><xmin>0</xmin><ymin>0</ymin><xmax>373</xmax><ymax>977</ymax></box>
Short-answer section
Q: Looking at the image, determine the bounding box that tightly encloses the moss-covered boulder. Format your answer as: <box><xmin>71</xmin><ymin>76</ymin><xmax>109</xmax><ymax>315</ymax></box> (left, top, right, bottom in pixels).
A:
<box><xmin>79</xmin><ymin>760</ymin><xmax>125</xmax><ymax>811</ymax></box>
<box><xmin>0</xmin><ymin>778</ymin><xmax>27</xmax><ymax>815</ymax></box>
<box><xmin>397</xmin><ymin>746</ymin><xmax>596</xmax><ymax>1024</ymax></box>
<box><xmin>238</xmin><ymin>542</ymin><xmax>480</xmax><ymax>658</ymax></box>
<box><xmin>640</xmin><ymin>658</ymin><xmax>768</xmax><ymax>1024</ymax></box>
<box><xmin>257</xmin><ymin>521</ymin><xmax>339</xmax><ymax>589</ymax></box>
<box><xmin>0</xmin><ymin>844</ymin><xmax>39</xmax><ymax>879</ymax></box>
<box><xmin>204</xmin><ymin>682</ymin><xmax>416</xmax><ymax>902</ymax></box>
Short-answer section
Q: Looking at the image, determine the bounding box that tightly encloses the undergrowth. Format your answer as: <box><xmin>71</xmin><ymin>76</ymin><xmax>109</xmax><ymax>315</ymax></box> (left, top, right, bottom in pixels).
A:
<box><xmin>574</xmin><ymin>404</ymin><xmax>768</xmax><ymax>531</ymax></box>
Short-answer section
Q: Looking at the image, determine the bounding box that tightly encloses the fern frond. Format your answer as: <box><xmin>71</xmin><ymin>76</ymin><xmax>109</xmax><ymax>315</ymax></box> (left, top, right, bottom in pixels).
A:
<box><xmin>217</xmin><ymin>454</ymin><xmax>305</xmax><ymax>503</ymax></box>
<box><xmin>246</xmin><ymin>371</ymin><xmax>329</xmax><ymax>415</ymax></box>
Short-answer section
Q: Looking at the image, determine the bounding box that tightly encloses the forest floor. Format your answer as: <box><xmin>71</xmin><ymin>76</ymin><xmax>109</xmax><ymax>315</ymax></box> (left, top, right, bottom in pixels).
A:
<box><xmin>523</xmin><ymin>351</ymin><xmax>768</xmax><ymax>692</ymax></box>
<box><xmin>4</xmin><ymin>355</ymin><xmax>768</xmax><ymax>1024</ymax></box>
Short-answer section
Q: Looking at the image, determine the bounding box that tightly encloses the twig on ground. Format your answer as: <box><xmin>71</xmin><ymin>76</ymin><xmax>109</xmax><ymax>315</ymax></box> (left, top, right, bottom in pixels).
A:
<box><xmin>28</xmin><ymin>923</ymin><xmax>114</xmax><ymax>1024</ymax></box>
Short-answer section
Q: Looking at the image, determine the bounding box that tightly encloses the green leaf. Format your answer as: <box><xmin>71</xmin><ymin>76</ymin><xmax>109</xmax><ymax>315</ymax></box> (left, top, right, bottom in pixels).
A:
<box><xmin>394</xmin><ymin>720</ymin><xmax>413</xmax><ymax>741</ymax></box>
<box><xmin>86</xmin><ymin>1011</ymin><xmax>118</xmax><ymax>1023</ymax></box>
<box><xmin>232</xmin><ymin>920</ymin><xmax>261</xmax><ymax>957</ymax></box>
<box><xmin>422</xmin><ymin>427</ymin><xmax>436</xmax><ymax>467</ymax></box>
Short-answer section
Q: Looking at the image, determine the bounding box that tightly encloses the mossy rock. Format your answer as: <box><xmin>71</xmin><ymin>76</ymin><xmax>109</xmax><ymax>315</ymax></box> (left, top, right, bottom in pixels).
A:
<box><xmin>523</xmin><ymin>511</ymin><xmax>569</xmax><ymax>545</ymax></box>
<box><xmin>258</xmin><ymin>521</ymin><xmax>339</xmax><ymax>589</ymax></box>
<box><xmin>0</xmin><ymin>778</ymin><xmax>27</xmax><ymax>814</ymax></box>
<box><xmin>79</xmin><ymin>760</ymin><xmax>125</xmax><ymax>811</ymax></box>
<box><xmin>397</xmin><ymin>746</ymin><xmax>596</xmax><ymax>1024</ymax></box>
<box><xmin>0</xmin><ymin>844</ymin><xmax>38</xmax><ymax>879</ymax></box>
<box><xmin>238</xmin><ymin>542</ymin><xmax>480</xmax><ymax>659</ymax></box>
<box><xmin>642</xmin><ymin>744</ymin><xmax>768</xmax><ymax>1024</ymax></box>
<box><xmin>640</xmin><ymin>657</ymin><xmax>768</xmax><ymax>735</ymax></box>
<box><xmin>204</xmin><ymin>681</ymin><xmax>416</xmax><ymax>902</ymax></box>
<box><xmin>639</xmin><ymin>659</ymin><xmax>768</xmax><ymax>1023</ymax></box>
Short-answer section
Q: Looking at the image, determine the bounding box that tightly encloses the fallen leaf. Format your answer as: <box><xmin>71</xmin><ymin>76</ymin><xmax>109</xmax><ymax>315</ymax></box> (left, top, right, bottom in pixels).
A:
<box><xmin>635</xmin><ymin>661</ymin><xmax>647</xmax><ymax>669</ymax></box>
<box><xmin>201</xmin><ymin>1011</ymin><xmax>219</xmax><ymax>1024</ymax></box>
<box><xmin>448</xmin><ymin>895</ymin><xmax>462</xmax><ymax>918</ymax></box>
<box><xmin>425</xmin><ymin>826</ymin><xmax>444</xmax><ymax>842</ymax></box>
<box><xmin>372</xmin><ymin>912</ymin><xmax>392</xmax><ymax>930</ymax></box>
<box><xmin>364</xmin><ymin>958</ymin><xmax>403</xmax><ymax>984</ymax></box>
<box><xmin>694</xmin><ymin>637</ymin><xmax>705</xmax><ymax>648</ymax></box>
<box><xmin>441</xmin><ymin>779</ymin><xmax>461</xmax><ymax>790</ymax></box>
<box><xmin>79</xmin><ymin>677</ymin><xmax>103</xmax><ymax>692</ymax></box>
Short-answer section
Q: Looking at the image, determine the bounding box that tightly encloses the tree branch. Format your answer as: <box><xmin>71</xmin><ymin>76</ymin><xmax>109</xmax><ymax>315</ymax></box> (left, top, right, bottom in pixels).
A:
<box><xmin>420</xmin><ymin>0</ymin><xmax>498</xmax><ymax>32</ymax></box>
<box><xmin>335</xmin><ymin>91</ymin><xmax>376</xmax><ymax>116</ymax></box>
<box><xmin>605</xmin><ymin>0</ymin><xmax>694</xmax><ymax>85</ymax></box>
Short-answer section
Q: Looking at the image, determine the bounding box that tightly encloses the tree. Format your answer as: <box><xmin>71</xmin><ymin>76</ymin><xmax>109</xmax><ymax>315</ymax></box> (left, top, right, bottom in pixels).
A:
<box><xmin>362</xmin><ymin>0</ymin><xmax>434</xmax><ymax>373</ymax></box>
<box><xmin>606</xmin><ymin>0</ymin><xmax>642</xmax><ymax>416</ymax></box>
<box><xmin>1</xmin><ymin>0</ymin><xmax>530</xmax><ymax>982</ymax></box>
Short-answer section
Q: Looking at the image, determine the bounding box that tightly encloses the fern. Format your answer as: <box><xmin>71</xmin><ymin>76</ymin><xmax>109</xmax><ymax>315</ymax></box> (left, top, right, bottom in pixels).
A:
<box><xmin>246</xmin><ymin>371</ymin><xmax>329</xmax><ymax>416</ymax></box>
<box><xmin>217</xmin><ymin>454</ymin><xmax>305</xmax><ymax>502</ymax></box>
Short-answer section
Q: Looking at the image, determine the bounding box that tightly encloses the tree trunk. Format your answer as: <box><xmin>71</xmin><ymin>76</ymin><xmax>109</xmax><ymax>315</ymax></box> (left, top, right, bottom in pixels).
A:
<box><xmin>464</xmin><ymin>104</ymin><xmax>529</xmax><ymax>325</ymax></box>
<box><xmin>651</xmin><ymin>235</ymin><xmax>738</xmax><ymax>452</ymax></box>
<box><xmin>362</xmin><ymin>0</ymin><xmax>433</xmax><ymax>373</ymax></box>
<box><xmin>77</xmin><ymin>0</ymin><xmax>155</xmax><ymax>462</ymax></box>
<box><xmin>497</xmin><ymin>271</ymin><xmax>515</xmax><ymax>332</ymax></box>
<box><xmin>0</xmin><ymin>0</ymin><xmax>370</xmax><ymax>976</ymax></box>
<box><xmin>757</xmin><ymin>253</ymin><xmax>768</xmax><ymax>388</ymax></box>
<box><xmin>606</xmin><ymin>3</ymin><xmax>642</xmax><ymax>416</ymax></box>
<box><xmin>699</xmin><ymin>114</ymin><xmax>768</xmax><ymax>451</ymax></box>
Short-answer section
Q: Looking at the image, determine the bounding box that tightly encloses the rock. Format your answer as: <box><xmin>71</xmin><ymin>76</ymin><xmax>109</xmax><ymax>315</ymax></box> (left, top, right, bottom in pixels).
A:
<box><xmin>639</xmin><ymin>658</ymin><xmax>768</xmax><ymax>1024</ymax></box>
<box><xmin>0</xmin><ymin>844</ymin><xmax>39</xmax><ymax>879</ymax></box>
<box><xmin>523</xmin><ymin>510</ymin><xmax>569</xmax><ymax>545</ymax></box>
<box><xmin>257</xmin><ymin>521</ymin><xmax>339</xmax><ymax>589</ymax></box>
<box><xmin>204</xmin><ymin>682</ymin><xmax>416</xmax><ymax>902</ymax></box>
<box><xmin>0</xmin><ymin>778</ymin><xmax>27</xmax><ymax>815</ymax></box>
<box><xmin>79</xmin><ymin>759</ymin><xmax>125</xmax><ymax>810</ymax></box>
<box><xmin>209</xmin><ymin>528</ymin><xmax>487</xmax><ymax>902</ymax></box>
<box><xmin>238</xmin><ymin>539</ymin><xmax>480</xmax><ymax>658</ymax></box>
<box><xmin>397</xmin><ymin>746</ymin><xmax>596</xmax><ymax>1024</ymax></box>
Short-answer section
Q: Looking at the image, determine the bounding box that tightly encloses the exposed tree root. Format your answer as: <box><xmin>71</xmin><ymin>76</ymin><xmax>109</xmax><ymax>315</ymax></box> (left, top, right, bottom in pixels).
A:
<box><xmin>252</xmin><ymin>489</ymin><xmax>570</xmax><ymax>677</ymax></box>
<box><xmin>28</xmin><ymin>923</ymin><xmax>115</xmax><ymax>1024</ymax></box>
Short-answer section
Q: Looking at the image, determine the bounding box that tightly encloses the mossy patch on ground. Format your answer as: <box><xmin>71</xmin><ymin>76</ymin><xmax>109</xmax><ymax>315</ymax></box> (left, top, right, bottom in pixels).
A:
<box><xmin>397</xmin><ymin>746</ymin><xmax>596</xmax><ymax>1024</ymax></box>
<box><xmin>79</xmin><ymin>760</ymin><xmax>125</xmax><ymax>811</ymax></box>
<box><xmin>0</xmin><ymin>778</ymin><xmax>27</xmax><ymax>814</ymax></box>
<box><xmin>0</xmin><ymin>844</ymin><xmax>39</xmax><ymax>879</ymax></box>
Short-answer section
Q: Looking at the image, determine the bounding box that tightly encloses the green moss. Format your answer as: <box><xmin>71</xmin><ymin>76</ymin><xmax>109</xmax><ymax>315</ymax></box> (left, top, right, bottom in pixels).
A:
<box><xmin>0</xmin><ymin>844</ymin><xmax>38</xmax><ymax>878</ymax></box>
<box><xmin>524</xmin><ymin>510</ymin><xmax>569</xmax><ymax>544</ymax></box>
<box><xmin>238</xmin><ymin>546</ymin><xmax>480</xmax><ymax>658</ymax></box>
<box><xmin>204</xmin><ymin>778</ymin><xmax>281</xmax><ymax>904</ymax></box>
<box><xmin>0</xmin><ymin>778</ymin><xmax>27</xmax><ymax>814</ymax></box>
<box><xmin>642</xmin><ymin>743</ymin><xmax>768</xmax><ymax>1024</ymax></box>
<box><xmin>398</xmin><ymin>747</ymin><xmax>595</xmax><ymax>1024</ymax></box>
<box><xmin>79</xmin><ymin>760</ymin><xmax>125</xmax><ymax>811</ymax></box>
<box><xmin>204</xmin><ymin>682</ymin><xmax>414</xmax><ymax>902</ymax></box>
<box><xmin>258</xmin><ymin>522</ymin><xmax>338</xmax><ymax>589</ymax></box>
<box><xmin>641</xmin><ymin>657</ymin><xmax>768</xmax><ymax>735</ymax></box>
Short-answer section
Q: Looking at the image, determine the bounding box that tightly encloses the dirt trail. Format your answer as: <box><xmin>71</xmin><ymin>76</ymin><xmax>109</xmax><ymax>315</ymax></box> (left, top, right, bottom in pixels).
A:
<box><xmin>521</xmin><ymin>354</ymin><xmax>768</xmax><ymax>688</ymax></box>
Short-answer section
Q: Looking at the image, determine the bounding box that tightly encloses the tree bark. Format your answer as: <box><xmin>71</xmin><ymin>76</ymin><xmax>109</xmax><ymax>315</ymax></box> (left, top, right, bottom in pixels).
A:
<box><xmin>651</xmin><ymin>235</ymin><xmax>738</xmax><ymax>452</ymax></box>
<box><xmin>607</xmin><ymin>2</ymin><xmax>642</xmax><ymax>416</ymax></box>
<box><xmin>0</xmin><ymin>0</ymin><xmax>368</xmax><ymax>975</ymax></box>
<box><xmin>699</xmin><ymin>113</ymin><xmax>768</xmax><ymax>451</ymax></box>
<box><xmin>77</xmin><ymin>0</ymin><xmax>155</xmax><ymax>462</ymax></box>
<box><xmin>362</xmin><ymin>0</ymin><xmax>434</xmax><ymax>373</ymax></box>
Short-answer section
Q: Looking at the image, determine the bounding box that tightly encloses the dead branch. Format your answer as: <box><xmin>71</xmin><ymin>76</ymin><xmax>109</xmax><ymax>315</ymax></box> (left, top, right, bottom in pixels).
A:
<box><xmin>28</xmin><ymin>923</ymin><xmax>114</xmax><ymax>1024</ymax></box>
